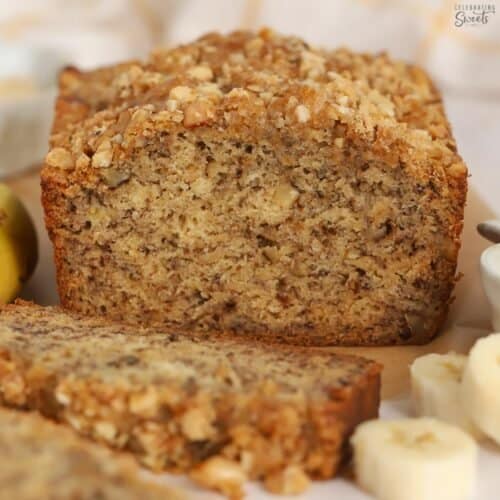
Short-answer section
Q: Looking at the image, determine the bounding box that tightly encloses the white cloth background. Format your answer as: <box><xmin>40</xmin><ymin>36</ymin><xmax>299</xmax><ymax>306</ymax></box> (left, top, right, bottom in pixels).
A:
<box><xmin>0</xmin><ymin>0</ymin><xmax>499</xmax><ymax>89</ymax></box>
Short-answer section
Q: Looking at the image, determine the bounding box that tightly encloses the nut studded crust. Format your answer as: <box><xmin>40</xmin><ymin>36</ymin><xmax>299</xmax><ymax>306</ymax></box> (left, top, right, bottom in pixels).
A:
<box><xmin>0</xmin><ymin>407</ymin><xmax>184</xmax><ymax>500</ymax></box>
<box><xmin>0</xmin><ymin>302</ymin><xmax>381</xmax><ymax>493</ymax></box>
<box><xmin>41</xmin><ymin>29</ymin><xmax>467</xmax><ymax>346</ymax></box>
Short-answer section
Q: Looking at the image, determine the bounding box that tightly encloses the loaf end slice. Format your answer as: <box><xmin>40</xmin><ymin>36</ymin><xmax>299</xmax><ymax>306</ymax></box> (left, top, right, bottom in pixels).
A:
<box><xmin>0</xmin><ymin>406</ymin><xmax>183</xmax><ymax>500</ymax></box>
<box><xmin>0</xmin><ymin>302</ymin><xmax>381</xmax><ymax>494</ymax></box>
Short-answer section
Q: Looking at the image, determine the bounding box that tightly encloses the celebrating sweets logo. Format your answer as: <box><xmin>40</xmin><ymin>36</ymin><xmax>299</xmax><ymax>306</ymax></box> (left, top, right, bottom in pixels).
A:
<box><xmin>454</xmin><ymin>3</ymin><xmax>496</xmax><ymax>27</ymax></box>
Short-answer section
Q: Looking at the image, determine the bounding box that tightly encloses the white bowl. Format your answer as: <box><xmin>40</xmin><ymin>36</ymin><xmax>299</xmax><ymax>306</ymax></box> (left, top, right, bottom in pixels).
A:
<box><xmin>480</xmin><ymin>244</ymin><xmax>500</xmax><ymax>331</ymax></box>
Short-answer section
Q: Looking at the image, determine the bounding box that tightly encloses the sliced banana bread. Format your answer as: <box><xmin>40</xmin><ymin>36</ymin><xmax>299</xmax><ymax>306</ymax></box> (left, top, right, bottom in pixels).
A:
<box><xmin>0</xmin><ymin>302</ymin><xmax>380</xmax><ymax>493</ymax></box>
<box><xmin>0</xmin><ymin>407</ymin><xmax>183</xmax><ymax>500</ymax></box>
<box><xmin>41</xmin><ymin>29</ymin><xmax>467</xmax><ymax>345</ymax></box>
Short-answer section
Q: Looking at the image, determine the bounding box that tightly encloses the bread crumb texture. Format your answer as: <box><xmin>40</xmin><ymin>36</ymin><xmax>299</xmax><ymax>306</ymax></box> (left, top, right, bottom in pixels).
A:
<box><xmin>0</xmin><ymin>302</ymin><xmax>381</xmax><ymax>495</ymax></box>
<box><xmin>0</xmin><ymin>406</ymin><xmax>183</xmax><ymax>500</ymax></box>
<box><xmin>42</xmin><ymin>29</ymin><xmax>467</xmax><ymax>346</ymax></box>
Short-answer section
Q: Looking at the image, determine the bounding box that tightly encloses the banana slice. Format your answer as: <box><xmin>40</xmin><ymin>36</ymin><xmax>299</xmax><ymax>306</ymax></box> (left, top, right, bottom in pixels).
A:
<box><xmin>462</xmin><ymin>333</ymin><xmax>500</xmax><ymax>444</ymax></box>
<box><xmin>351</xmin><ymin>418</ymin><xmax>477</xmax><ymax>500</ymax></box>
<box><xmin>411</xmin><ymin>353</ymin><xmax>483</xmax><ymax>439</ymax></box>
<box><xmin>0</xmin><ymin>183</ymin><xmax>38</xmax><ymax>303</ymax></box>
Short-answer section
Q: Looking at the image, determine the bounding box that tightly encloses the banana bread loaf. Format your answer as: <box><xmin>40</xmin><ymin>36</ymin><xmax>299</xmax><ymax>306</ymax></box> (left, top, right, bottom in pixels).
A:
<box><xmin>0</xmin><ymin>407</ymin><xmax>184</xmax><ymax>500</ymax></box>
<box><xmin>41</xmin><ymin>29</ymin><xmax>467</xmax><ymax>346</ymax></box>
<box><xmin>0</xmin><ymin>301</ymin><xmax>380</xmax><ymax>495</ymax></box>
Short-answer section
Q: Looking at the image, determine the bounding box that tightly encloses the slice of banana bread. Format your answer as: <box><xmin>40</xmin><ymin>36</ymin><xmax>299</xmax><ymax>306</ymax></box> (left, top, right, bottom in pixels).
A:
<box><xmin>41</xmin><ymin>29</ymin><xmax>467</xmax><ymax>346</ymax></box>
<box><xmin>0</xmin><ymin>407</ymin><xmax>183</xmax><ymax>500</ymax></box>
<box><xmin>0</xmin><ymin>301</ymin><xmax>381</xmax><ymax>494</ymax></box>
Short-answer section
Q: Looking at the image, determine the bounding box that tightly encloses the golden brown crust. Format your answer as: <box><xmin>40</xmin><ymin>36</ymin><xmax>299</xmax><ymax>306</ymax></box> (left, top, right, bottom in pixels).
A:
<box><xmin>0</xmin><ymin>301</ymin><xmax>381</xmax><ymax>494</ymax></box>
<box><xmin>41</xmin><ymin>29</ymin><xmax>467</xmax><ymax>346</ymax></box>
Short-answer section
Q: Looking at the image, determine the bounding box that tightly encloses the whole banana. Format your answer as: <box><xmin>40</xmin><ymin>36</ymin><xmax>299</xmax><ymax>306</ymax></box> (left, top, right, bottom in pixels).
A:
<box><xmin>0</xmin><ymin>183</ymin><xmax>38</xmax><ymax>303</ymax></box>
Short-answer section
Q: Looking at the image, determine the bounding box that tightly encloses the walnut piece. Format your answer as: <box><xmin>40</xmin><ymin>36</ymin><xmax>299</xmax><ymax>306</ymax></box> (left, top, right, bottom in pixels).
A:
<box><xmin>129</xmin><ymin>388</ymin><xmax>159</xmax><ymax>418</ymax></box>
<box><xmin>190</xmin><ymin>457</ymin><xmax>246</xmax><ymax>499</ymax></box>
<box><xmin>180</xmin><ymin>407</ymin><xmax>215</xmax><ymax>441</ymax></box>
<box><xmin>169</xmin><ymin>86</ymin><xmax>195</xmax><ymax>103</ymax></box>
<box><xmin>187</xmin><ymin>65</ymin><xmax>214</xmax><ymax>81</ymax></box>
<box><xmin>45</xmin><ymin>147</ymin><xmax>75</xmax><ymax>169</ymax></box>
<box><xmin>183</xmin><ymin>100</ymin><xmax>215</xmax><ymax>127</ymax></box>
<box><xmin>94</xmin><ymin>421</ymin><xmax>118</xmax><ymax>442</ymax></box>
<box><xmin>295</xmin><ymin>104</ymin><xmax>311</xmax><ymax>123</ymax></box>
<box><xmin>91</xmin><ymin>140</ymin><xmax>113</xmax><ymax>168</ymax></box>
<box><xmin>448</xmin><ymin>162</ymin><xmax>467</xmax><ymax>178</ymax></box>
<box><xmin>264</xmin><ymin>465</ymin><xmax>311</xmax><ymax>494</ymax></box>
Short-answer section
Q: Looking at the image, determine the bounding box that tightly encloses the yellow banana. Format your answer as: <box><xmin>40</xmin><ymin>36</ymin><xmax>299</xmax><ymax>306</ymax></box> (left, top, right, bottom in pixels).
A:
<box><xmin>0</xmin><ymin>183</ymin><xmax>38</xmax><ymax>303</ymax></box>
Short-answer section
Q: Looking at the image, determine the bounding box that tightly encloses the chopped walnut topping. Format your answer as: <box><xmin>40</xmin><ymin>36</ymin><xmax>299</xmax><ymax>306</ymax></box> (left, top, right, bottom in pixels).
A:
<box><xmin>247</xmin><ymin>84</ymin><xmax>263</xmax><ymax>93</ymax></box>
<box><xmin>94</xmin><ymin>421</ymin><xmax>118</xmax><ymax>442</ymax></box>
<box><xmin>132</xmin><ymin>422</ymin><xmax>167</xmax><ymax>467</ymax></box>
<box><xmin>264</xmin><ymin>465</ymin><xmax>310</xmax><ymax>494</ymax></box>
<box><xmin>113</xmin><ymin>65</ymin><xmax>145</xmax><ymax>97</ymax></box>
<box><xmin>130</xmin><ymin>107</ymin><xmax>152</xmax><ymax>125</ymax></box>
<box><xmin>300</xmin><ymin>50</ymin><xmax>326</xmax><ymax>78</ymax></box>
<box><xmin>116</xmin><ymin>110</ymin><xmax>131</xmax><ymax>132</ymax></box>
<box><xmin>198</xmin><ymin>83</ymin><xmax>223</xmax><ymax>98</ymax></box>
<box><xmin>187</xmin><ymin>65</ymin><xmax>214</xmax><ymax>81</ymax></box>
<box><xmin>45</xmin><ymin>147</ymin><xmax>74</xmax><ymax>169</ymax></box>
<box><xmin>91</xmin><ymin>140</ymin><xmax>113</xmax><ymax>168</ymax></box>
<box><xmin>190</xmin><ymin>457</ymin><xmax>246</xmax><ymax>499</ymax></box>
<box><xmin>129</xmin><ymin>389</ymin><xmax>159</xmax><ymax>418</ymax></box>
<box><xmin>115</xmin><ymin>65</ymin><xmax>143</xmax><ymax>87</ymax></box>
<box><xmin>367</xmin><ymin>89</ymin><xmax>395</xmax><ymax>117</ymax></box>
<box><xmin>55</xmin><ymin>389</ymin><xmax>71</xmax><ymax>406</ymax></box>
<box><xmin>183</xmin><ymin>100</ymin><xmax>215</xmax><ymax>127</ymax></box>
<box><xmin>75</xmin><ymin>153</ymin><xmax>90</xmax><ymax>169</ymax></box>
<box><xmin>287</xmin><ymin>96</ymin><xmax>299</xmax><ymax>109</ymax></box>
<box><xmin>58</xmin><ymin>67</ymin><xmax>81</xmax><ymax>89</ymax></box>
<box><xmin>244</xmin><ymin>37</ymin><xmax>264</xmax><ymax>56</ymax></box>
<box><xmin>227</xmin><ymin>88</ymin><xmax>249</xmax><ymax>99</ymax></box>
<box><xmin>327</xmin><ymin>70</ymin><xmax>341</xmax><ymax>80</ymax></box>
<box><xmin>180</xmin><ymin>407</ymin><xmax>215</xmax><ymax>441</ymax></box>
<box><xmin>65</xmin><ymin>413</ymin><xmax>85</xmax><ymax>432</ymax></box>
<box><xmin>178</xmin><ymin>53</ymin><xmax>195</xmax><ymax>66</ymax></box>
<box><xmin>111</xmin><ymin>133</ymin><xmax>123</xmax><ymax>144</ymax></box>
<box><xmin>259</xmin><ymin>91</ymin><xmax>273</xmax><ymax>102</ymax></box>
<box><xmin>295</xmin><ymin>104</ymin><xmax>311</xmax><ymax>123</ymax></box>
<box><xmin>337</xmin><ymin>95</ymin><xmax>349</xmax><ymax>106</ymax></box>
<box><xmin>228</xmin><ymin>52</ymin><xmax>245</xmax><ymax>64</ymax></box>
<box><xmin>166</xmin><ymin>99</ymin><xmax>178</xmax><ymax>112</ymax></box>
<box><xmin>448</xmin><ymin>162</ymin><xmax>467</xmax><ymax>178</ymax></box>
<box><xmin>169</xmin><ymin>85</ymin><xmax>195</xmax><ymax>103</ymax></box>
<box><xmin>275</xmin><ymin>116</ymin><xmax>285</xmax><ymax>128</ymax></box>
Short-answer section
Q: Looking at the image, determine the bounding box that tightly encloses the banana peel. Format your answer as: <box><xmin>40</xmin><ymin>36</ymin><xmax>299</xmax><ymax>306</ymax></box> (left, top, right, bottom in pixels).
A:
<box><xmin>0</xmin><ymin>183</ymin><xmax>38</xmax><ymax>303</ymax></box>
